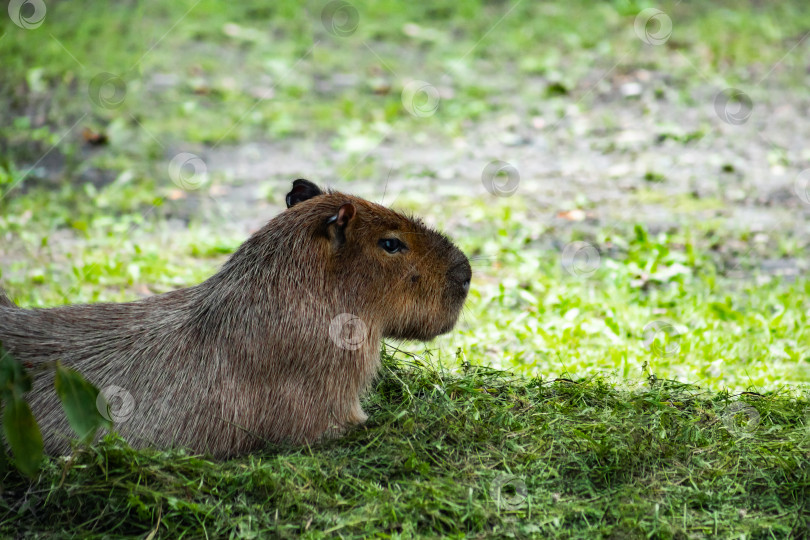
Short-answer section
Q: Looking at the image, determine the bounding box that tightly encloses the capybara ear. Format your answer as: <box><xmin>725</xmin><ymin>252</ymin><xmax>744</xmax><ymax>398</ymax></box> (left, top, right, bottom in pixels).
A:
<box><xmin>286</xmin><ymin>179</ymin><xmax>323</xmax><ymax>208</ymax></box>
<box><xmin>335</xmin><ymin>203</ymin><xmax>355</xmax><ymax>227</ymax></box>
<box><xmin>325</xmin><ymin>203</ymin><xmax>356</xmax><ymax>245</ymax></box>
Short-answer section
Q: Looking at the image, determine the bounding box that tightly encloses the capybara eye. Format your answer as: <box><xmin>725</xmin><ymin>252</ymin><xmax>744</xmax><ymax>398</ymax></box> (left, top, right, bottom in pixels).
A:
<box><xmin>378</xmin><ymin>238</ymin><xmax>406</xmax><ymax>254</ymax></box>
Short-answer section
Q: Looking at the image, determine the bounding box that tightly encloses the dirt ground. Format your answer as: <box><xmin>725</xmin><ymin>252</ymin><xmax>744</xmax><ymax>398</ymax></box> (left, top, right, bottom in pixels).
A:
<box><xmin>141</xmin><ymin>67</ymin><xmax>810</xmax><ymax>285</ymax></box>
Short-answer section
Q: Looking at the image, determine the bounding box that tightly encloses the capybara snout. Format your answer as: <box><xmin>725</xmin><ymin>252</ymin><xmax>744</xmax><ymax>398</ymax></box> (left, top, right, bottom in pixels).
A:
<box><xmin>0</xmin><ymin>179</ymin><xmax>471</xmax><ymax>457</ymax></box>
<box><xmin>446</xmin><ymin>249</ymin><xmax>473</xmax><ymax>298</ymax></box>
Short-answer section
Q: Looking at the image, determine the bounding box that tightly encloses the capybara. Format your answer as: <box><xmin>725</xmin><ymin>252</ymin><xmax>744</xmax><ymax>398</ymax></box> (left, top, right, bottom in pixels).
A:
<box><xmin>0</xmin><ymin>179</ymin><xmax>471</xmax><ymax>457</ymax></box>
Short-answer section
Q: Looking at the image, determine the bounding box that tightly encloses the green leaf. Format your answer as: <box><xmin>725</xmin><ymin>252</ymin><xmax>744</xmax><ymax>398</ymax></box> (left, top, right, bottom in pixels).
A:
<box><xmin>54</xmin><ymin>366</ymin><xmax>112</xmax><ymax>443</ymax></box>
<box><xmin>0</xmin><ymin>436</ymin><xmax>9</xmax><ymax>477</ymax></box>
<box><xmin>0</xmin><ymin>345</ymin><xmax>32</xmax><ymax>399</ymax></box>
<box><xmin>2</xmin><ymin>394</ymin><xmax>43</xmax><ymax>477</ymax></box>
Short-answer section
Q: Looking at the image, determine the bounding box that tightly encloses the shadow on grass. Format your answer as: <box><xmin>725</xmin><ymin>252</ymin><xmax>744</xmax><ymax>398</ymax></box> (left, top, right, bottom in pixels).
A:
<box><xmin>2</xmin><ymin>354</ymin><xmax>808</xmax><ymax>538</ymax></box>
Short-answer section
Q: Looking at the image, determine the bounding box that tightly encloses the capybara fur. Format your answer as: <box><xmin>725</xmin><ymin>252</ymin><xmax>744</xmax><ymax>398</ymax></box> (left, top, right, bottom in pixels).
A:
<box><xmin>0</xmin><ymin>179</ymin><xmax>471</xmax><ymax>457</ymax></box>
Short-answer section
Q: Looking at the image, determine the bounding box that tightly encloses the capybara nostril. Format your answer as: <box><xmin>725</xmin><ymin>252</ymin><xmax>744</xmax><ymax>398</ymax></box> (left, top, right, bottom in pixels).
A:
<box><xmin>442</xmin><ymin>257</ymin><xmax>472</xmax><ymax>311</ymax></box>
<box><xmin>0</xmin><ymin>178</ymin><xmax>471</xmax><ymax>458</ymax></box>
<box><xmin>448</xmin><ymin>259</ymin><xmax>472</xmax><ymax>289</ymax></box>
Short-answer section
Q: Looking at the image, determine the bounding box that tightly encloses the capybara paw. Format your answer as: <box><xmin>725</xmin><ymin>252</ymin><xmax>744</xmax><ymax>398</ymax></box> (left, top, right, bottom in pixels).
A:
<box><xmin>348</xmin><ymin>403</ymin><xmax>368</xmax><ymax>424</ymax></box>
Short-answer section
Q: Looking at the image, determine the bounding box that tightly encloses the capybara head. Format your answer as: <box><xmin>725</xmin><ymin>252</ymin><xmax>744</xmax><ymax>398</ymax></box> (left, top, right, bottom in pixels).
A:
<box><xmin>282</xmin><ymin>179</ymin><xmax>471</xmax><ymax>341</ymax></box>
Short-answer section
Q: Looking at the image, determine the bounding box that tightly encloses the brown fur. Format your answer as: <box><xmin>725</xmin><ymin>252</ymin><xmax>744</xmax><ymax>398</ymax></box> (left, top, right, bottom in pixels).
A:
<box><xmin>0</xmin><ymin>180</ymin><xmax>471</xmax><ymax>457</ymax></box>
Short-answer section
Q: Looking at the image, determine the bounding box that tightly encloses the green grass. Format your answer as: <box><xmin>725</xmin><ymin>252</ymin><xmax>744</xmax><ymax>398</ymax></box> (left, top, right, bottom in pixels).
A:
<box><xmin>2</xmin><ymin>358</ymin><xmax>808</xmax><ymax>538</ymax></box>
<box><xmin>2</xmin><ymin>0</ymin><xmax>810</xmax><ymax>537</ymax></box>
<box><xmin>445</xmin><ymin>217</ymin><xmax>810</xmax><ymax>391</ymax></box>
<box><xmin>3</xmin><ymin>0</ymin><xmax>810</xmax><ymax>196</ymax></box>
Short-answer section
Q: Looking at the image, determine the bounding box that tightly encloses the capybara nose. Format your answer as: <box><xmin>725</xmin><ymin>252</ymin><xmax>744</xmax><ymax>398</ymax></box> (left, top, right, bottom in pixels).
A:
<box><xmin>448</xmin><ymin>258</ymin><xmax>472</xmax><ymax>293</ymax></box>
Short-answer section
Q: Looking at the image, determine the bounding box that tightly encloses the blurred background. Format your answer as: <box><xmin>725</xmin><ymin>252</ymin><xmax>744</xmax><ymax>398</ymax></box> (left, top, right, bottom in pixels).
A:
<box><xmin>1</xmin><ymin>0</ymin><xmax>809</xmax><ymax>391</ymax></box>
